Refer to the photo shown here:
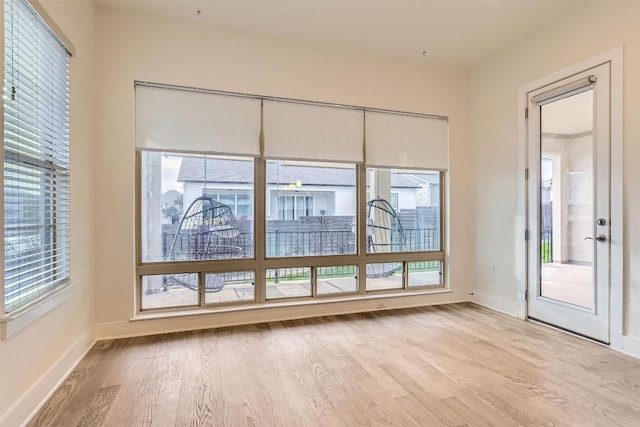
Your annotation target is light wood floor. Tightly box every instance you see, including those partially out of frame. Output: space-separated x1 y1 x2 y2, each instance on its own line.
29 303 640 426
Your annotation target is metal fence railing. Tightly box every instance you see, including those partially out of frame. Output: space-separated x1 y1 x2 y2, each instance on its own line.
163 228 440 260
541 226 553 263
161 228 441 283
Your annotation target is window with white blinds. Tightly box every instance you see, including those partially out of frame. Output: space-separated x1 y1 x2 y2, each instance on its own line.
3 0 71 313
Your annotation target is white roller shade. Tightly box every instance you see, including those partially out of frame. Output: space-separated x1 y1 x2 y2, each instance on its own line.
365 111 448 170
135 85 261 156
263 100 364 162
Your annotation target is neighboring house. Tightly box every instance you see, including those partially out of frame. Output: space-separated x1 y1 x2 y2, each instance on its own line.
408 173 440 207
177 158 438 220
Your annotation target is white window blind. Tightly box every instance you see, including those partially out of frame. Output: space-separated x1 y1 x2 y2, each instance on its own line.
263 100 364 163
135 85 262 156
3 0 71 313
365 111 448 170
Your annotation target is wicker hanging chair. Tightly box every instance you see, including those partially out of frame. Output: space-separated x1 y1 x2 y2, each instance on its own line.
366 198 406 277
167 196 241 292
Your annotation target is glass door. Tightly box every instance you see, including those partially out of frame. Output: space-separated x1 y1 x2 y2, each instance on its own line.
527 63 610 343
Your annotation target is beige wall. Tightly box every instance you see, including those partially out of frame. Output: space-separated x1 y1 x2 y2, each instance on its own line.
469 1 640 337
4 1 639 424
0 0 95 424
93 6 473 337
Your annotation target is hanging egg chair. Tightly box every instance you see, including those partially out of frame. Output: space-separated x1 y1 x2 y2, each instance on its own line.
167 196 241 292
366 198 406 277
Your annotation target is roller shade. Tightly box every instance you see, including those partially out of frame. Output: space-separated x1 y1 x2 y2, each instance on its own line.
263 100 364 162
365 111 448 170
135 85 261 156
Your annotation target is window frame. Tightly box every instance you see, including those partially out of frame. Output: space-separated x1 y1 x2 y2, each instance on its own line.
2 0 75 317
136 155 445 312
135 89 447 314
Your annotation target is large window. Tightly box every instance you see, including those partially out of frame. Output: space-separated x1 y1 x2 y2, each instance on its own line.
3 0 72 313
136 84 447 312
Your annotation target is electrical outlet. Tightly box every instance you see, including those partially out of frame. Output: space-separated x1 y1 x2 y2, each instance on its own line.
489 263 495 273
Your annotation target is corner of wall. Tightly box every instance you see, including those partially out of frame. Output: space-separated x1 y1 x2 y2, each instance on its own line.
0 329 96 427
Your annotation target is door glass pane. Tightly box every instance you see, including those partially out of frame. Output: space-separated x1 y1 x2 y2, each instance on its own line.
236 194 251 217
219 193 235 210
539 89 594 309
306 196 314 216
296 196 305 217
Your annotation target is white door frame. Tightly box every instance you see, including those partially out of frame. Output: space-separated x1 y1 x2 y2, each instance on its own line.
517 47 623 342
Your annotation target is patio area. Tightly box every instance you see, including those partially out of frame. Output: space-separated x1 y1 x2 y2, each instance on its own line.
540 262 593 309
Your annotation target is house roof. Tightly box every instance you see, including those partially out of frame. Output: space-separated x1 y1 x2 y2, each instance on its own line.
177 158 423 188
407 173 440 185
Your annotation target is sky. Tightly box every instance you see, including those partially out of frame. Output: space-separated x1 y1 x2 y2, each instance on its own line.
162 155 183 193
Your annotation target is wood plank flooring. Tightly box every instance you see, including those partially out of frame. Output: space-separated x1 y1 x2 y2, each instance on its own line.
29 303 640 426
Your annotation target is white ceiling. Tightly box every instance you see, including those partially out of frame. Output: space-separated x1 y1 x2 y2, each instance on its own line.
96 0 601 67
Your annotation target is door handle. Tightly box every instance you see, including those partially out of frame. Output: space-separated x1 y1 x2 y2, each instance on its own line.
584 234 606 242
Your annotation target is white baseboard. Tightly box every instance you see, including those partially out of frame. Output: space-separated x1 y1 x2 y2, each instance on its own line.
611 333 640 359
470 291 521 319
97 292 469 339
0 328 96 427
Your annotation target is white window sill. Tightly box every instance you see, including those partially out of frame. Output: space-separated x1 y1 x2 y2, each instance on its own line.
132 287 453 322
1 282 76 340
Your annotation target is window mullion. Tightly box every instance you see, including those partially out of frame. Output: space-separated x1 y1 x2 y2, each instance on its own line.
357 163 367 295
311 267 317 297
255 157 267 303
440 171 446 286
198 272 205 307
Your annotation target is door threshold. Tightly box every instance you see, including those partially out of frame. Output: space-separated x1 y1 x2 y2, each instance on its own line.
527 316 610 346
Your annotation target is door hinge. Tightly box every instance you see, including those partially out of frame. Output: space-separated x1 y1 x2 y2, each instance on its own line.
525 168 529 180
525 107 529 119
525 229 530 241
525 290 529 301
